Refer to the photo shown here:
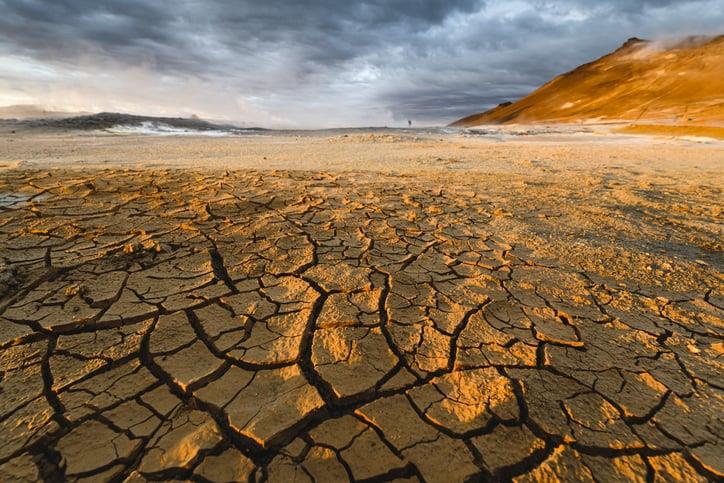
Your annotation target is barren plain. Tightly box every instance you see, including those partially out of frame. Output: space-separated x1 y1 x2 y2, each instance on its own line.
0 130 722 482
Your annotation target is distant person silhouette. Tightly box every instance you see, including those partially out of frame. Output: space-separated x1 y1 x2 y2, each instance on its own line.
408 120 412 127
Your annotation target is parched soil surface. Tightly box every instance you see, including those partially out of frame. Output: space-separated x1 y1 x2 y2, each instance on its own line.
0 167 722 482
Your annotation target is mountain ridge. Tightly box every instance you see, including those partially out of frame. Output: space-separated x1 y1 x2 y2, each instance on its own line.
451 35 724 128
0 112 268 133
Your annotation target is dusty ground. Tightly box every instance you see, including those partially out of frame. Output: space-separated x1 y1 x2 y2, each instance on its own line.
618 124 724 141
0 131 722 482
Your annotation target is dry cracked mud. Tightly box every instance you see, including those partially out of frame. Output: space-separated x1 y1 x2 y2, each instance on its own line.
0 166 722 482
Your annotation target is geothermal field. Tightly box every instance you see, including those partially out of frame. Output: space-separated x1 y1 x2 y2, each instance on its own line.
1 1 723 477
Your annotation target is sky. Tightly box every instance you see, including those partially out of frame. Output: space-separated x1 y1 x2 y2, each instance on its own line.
0 0 722 127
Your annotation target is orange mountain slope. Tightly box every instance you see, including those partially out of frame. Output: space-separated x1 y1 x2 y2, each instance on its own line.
451 36 724 128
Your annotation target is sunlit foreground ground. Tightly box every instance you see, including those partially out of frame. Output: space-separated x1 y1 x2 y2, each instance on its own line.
0 130 722 482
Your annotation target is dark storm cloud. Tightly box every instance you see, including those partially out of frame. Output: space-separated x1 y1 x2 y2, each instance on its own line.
0 0 722 126
0 1 479 69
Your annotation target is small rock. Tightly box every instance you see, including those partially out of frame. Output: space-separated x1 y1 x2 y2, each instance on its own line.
64 284 84 297
687 344 701 354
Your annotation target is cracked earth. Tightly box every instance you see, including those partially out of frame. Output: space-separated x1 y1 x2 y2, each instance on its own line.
0 135 722 482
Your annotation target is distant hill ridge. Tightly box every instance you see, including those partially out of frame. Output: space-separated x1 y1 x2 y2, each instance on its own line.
451 35 724 127
30 112 232 131
1 112 268 132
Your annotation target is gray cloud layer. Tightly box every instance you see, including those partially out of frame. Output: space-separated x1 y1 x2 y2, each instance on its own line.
1 0 722 126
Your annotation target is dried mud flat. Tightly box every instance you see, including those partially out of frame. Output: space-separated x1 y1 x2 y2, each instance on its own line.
0 133 723 482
